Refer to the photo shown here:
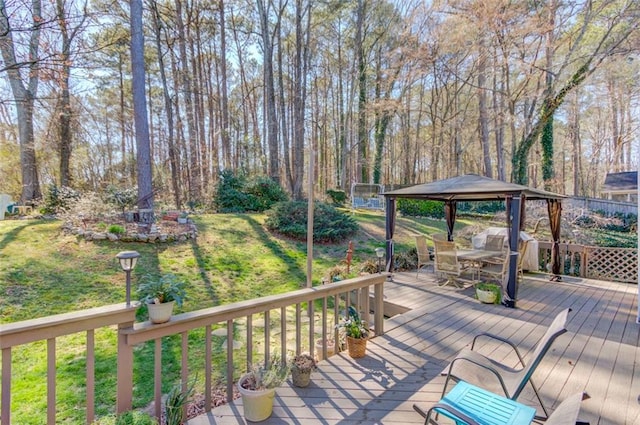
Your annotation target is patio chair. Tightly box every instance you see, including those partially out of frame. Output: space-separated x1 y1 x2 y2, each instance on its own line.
414 385 589 425
517 239 529 281
479 251 509 284
485 234 505 252
440 307 572 420
415 235 433 278
433 240 470 288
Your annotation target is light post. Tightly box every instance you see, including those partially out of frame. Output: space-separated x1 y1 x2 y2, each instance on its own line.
375 248 385 274
116 251 140 306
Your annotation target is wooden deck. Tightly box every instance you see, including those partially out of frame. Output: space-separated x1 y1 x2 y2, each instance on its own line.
188 271 640 424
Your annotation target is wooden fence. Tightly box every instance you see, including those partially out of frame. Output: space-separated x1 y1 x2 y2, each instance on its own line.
567 197 637 217
537 241 637 283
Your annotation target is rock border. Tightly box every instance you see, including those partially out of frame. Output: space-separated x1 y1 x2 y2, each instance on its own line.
61 221 198 243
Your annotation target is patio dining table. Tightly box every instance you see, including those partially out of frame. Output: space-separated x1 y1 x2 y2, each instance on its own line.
456 249 499 282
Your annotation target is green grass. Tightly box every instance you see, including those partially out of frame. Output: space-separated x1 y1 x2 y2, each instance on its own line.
1 211 634 423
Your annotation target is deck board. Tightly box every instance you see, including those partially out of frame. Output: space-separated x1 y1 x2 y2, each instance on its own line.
188 272 640 424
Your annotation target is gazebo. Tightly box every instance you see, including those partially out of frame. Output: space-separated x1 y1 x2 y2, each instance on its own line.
383 174 566 308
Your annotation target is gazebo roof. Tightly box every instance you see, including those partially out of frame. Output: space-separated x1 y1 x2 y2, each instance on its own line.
383 174 566 201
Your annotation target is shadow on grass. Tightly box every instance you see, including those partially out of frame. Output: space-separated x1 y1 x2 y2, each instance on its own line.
0 221 34 252
238 214 307 283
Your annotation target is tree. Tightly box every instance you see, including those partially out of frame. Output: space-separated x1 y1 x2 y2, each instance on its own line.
513 0 639 185
0 0 43 202
129 0 154 217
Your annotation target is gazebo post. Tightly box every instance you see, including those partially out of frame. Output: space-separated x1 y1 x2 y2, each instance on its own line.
385 197 396 275
505 195 522 308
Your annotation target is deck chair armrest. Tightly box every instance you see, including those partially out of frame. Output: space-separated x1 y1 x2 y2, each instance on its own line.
426 403 482 425
471 333 526 366
448 356 511 397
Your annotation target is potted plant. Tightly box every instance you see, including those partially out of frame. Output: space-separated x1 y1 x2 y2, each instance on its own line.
475 281 502 304
137 274 186 324
314 338 335 361
335 306 370 358
289 353 317 388
177 212 188 224
237 356 289 422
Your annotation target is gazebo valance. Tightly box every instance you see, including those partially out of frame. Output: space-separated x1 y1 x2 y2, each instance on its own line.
383 174 566 308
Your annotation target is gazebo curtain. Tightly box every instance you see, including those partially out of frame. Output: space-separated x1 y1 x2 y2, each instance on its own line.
385 197 396 272
547 199 562 280
444 201 457 241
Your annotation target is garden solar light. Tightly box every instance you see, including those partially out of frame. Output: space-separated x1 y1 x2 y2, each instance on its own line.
116 250 140 306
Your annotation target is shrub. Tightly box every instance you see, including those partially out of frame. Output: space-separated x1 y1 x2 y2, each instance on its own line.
214 170 288 213
394 248 417 271
108 224 125 234
265 201 358 243
245 176 289 211
397 199 444 218
326 189 347 206
104 185 138 214
42 184 81 214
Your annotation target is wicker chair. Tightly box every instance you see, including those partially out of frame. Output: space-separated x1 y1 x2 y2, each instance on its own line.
415 235 433 278
433 240 470 288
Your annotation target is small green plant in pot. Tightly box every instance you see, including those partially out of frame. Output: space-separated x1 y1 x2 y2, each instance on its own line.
137 274 186 324
475 281 502 304
238 356 289 421
335 306 370 358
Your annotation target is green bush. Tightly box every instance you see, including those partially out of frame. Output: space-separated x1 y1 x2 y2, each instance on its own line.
41 184 81 214
397 199 444 218
458 201 505 215
108 224 125 234
265 201 358 243
326 189 347 206
104 185 138 214
214 170 288 213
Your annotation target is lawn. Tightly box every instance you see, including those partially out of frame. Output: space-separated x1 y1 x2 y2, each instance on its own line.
1 210 460 423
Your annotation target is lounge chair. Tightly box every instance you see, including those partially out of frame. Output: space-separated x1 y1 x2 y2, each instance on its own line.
414 384 589 425
440 308 572 420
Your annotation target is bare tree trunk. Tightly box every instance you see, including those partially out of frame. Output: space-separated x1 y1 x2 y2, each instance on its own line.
477 34 492 178
219 0 231 169
175 0 200 201
55 0 73 187
150 0 181 208
130 0 154 217
355 0 367 183
257 0 281 184
0 0 42 201
291 0 310 200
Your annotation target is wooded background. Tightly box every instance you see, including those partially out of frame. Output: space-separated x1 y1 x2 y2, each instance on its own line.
0 0 638 208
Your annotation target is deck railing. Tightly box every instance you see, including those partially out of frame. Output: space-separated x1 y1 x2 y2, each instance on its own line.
0 273 386 424
537 241 637 283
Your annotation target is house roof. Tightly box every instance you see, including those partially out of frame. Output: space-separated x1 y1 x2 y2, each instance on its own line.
602 171 637 193
382 174 566 201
